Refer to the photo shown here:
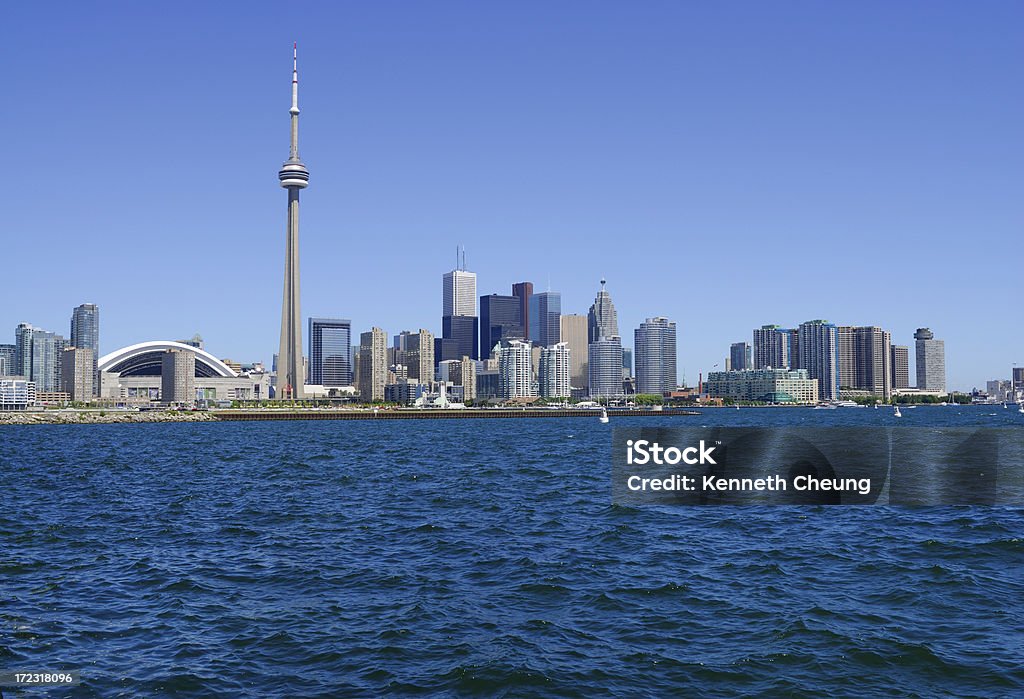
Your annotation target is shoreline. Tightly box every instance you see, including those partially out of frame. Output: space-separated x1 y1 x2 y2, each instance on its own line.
0 407 699 425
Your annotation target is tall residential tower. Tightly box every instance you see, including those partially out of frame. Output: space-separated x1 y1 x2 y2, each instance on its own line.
276 44 310 400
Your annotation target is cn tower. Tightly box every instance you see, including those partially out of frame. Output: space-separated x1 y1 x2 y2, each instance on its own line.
276 43 309 400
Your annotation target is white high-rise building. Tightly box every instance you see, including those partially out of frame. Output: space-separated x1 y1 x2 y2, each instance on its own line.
588 336 624 399
499 339 534 399
635 317 677 395
443 269 477 318
539 342 571 399
914 328 946 393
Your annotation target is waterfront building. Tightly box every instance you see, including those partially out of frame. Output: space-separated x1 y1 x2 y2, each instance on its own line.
0 379 35 410
61 347 95 402
161 349 196 406
588 336 624 399
498 339 534 399
70 303 99 387
476 369 500 400
837 326 856 389
479 294 523 358
0 344 15 376
15 323 67 392
276 45 311 400
512 282 533 339
635 317 677 395
797 320 839 401
308 318 352 387
559 314 589 390
587 279 619 343
914 328 946 393
705 369 819 404
752 325 797 370
986 379 1012 401
837 326 892 399
528 291 561 348
358 328 387 402
97 341 270 402
891 345 910 390
539 342 571 399
730 342 752 371
854 327 892 399
622 348 633 378
1013 368 1024 398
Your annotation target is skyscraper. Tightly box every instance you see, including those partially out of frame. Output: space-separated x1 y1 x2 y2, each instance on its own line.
406 329 435 382
729 342 752 371
797 320 839 401
539 343 571 399
441 315 478 362
588 336 624 398
837 326 856 389
587 279 619 343
71 303 99 389
442 256 479 361
752 325 797 370
0 344 15 377
891 345 910 390
15 323 67 392
528 292 561 348
499 339 534 399
443 264 477 317
308 318 352 387
359 328 387 402
479 294 523 356
635 317 677 395
512 282 533 339
559 315 588 390
276 44 310 400
914 328 946 392
61 347 94 402
161 349 195 406
854 326 892 400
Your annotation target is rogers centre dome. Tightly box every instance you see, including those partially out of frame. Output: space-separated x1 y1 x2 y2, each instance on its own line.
98 341 238 378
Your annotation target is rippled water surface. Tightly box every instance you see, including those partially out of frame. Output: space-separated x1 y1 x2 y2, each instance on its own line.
2 407 1023 696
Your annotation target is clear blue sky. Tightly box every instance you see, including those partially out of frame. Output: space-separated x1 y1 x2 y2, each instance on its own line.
3 1 1021 390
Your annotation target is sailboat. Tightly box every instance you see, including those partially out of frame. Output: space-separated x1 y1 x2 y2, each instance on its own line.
893 403 902 418
599 407 609 424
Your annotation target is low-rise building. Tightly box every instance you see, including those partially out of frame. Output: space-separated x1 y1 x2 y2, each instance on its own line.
0 379 35 410
705 369 819 404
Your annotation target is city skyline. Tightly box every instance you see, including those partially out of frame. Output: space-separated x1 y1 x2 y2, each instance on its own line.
4 3 1021 390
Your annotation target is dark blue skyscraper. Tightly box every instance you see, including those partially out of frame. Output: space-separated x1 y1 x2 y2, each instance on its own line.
308 318 352 387
528 291 561 348
479 294 523 357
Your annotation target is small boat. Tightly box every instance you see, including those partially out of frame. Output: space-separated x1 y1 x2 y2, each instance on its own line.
894 404 902 418
735 405 740 410
1019 403 1024 415
599 408 609 424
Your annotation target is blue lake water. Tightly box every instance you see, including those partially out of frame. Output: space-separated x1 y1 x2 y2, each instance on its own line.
2 406 1023 696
